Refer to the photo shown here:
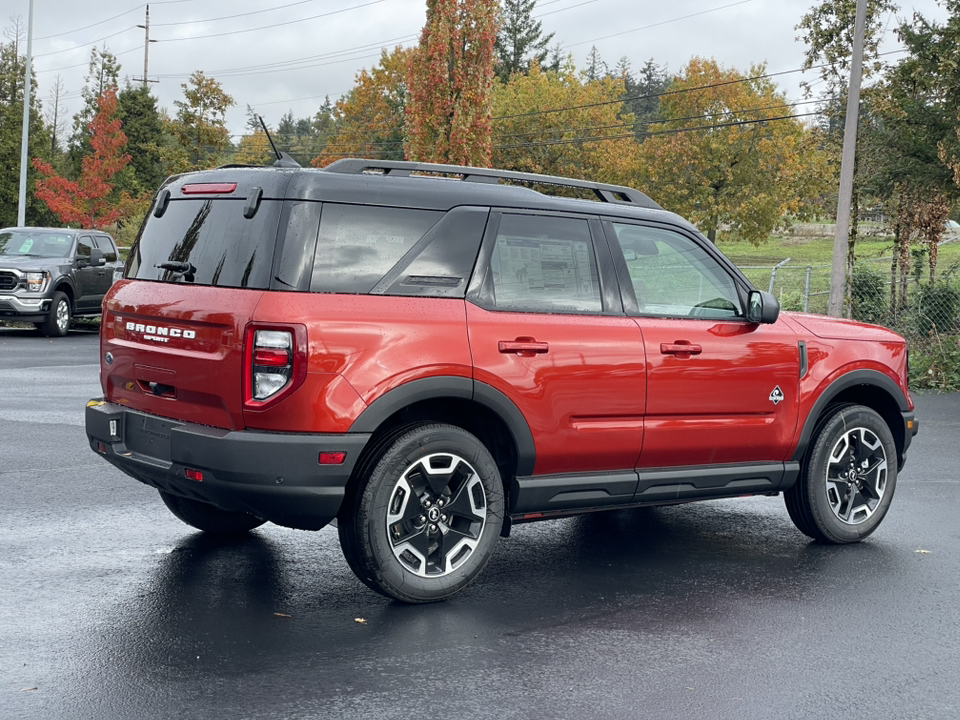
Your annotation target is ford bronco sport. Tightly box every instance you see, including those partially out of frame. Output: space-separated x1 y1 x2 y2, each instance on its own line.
85 159 918 603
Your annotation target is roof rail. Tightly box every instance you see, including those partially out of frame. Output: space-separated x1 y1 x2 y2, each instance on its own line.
322 158 662 210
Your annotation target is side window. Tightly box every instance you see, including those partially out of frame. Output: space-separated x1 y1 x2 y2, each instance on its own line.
76 236 93 258
310 204 442 294
490 214 602 313
610 223 742 318
94 236 118 262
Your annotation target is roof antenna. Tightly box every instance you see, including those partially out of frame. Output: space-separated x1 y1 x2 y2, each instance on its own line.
258 115 301 168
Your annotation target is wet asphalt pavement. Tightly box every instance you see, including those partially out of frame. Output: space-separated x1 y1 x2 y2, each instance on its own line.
1 326 958 720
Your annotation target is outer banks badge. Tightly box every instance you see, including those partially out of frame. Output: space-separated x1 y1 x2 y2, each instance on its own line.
769 386 784 405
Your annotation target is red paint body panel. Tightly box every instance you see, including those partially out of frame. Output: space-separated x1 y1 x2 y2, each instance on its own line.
636 317 801 467
781 313 913 456
101 280 263 430
245 294 473 431
466 303 647 475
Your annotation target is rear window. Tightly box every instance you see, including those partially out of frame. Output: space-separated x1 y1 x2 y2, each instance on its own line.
126 199 281 288
310 204 442 294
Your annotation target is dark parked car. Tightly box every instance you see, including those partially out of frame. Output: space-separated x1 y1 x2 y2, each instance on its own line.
0 227 123 336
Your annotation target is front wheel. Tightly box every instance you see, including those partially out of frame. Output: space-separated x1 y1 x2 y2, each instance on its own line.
785 404 897 543
159 491 266 535
338 424 505 603
39 291 71 337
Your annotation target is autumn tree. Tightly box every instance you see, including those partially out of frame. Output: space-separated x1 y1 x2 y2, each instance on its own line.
495 0 554 81
312 47 411 167
493 58 640 184
635 57 831 245
166 71 235 173
406 0 498 166
69 47 121 172
33 87 135 229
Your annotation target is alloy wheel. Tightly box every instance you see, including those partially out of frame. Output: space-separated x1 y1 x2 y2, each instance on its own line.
825 427 888 525
385 452 487 577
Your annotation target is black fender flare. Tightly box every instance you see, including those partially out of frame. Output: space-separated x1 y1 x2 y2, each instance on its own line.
348 376 536 476
791 369 910 462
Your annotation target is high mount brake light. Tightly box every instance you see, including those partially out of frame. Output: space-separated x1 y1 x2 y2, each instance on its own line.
243 324 308 410
181 183 237 195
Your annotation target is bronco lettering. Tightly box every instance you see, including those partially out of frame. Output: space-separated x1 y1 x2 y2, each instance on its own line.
126 321 195 339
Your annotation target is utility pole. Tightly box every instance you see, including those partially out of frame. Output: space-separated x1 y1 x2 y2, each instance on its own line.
133 5 159 90
828 0 868 317
17 0 35 227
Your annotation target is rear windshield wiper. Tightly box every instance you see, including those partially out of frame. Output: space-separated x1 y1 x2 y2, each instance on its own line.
155 261 196 281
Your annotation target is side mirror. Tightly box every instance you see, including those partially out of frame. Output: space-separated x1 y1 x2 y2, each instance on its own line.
747 290 780 324
89 247 106 267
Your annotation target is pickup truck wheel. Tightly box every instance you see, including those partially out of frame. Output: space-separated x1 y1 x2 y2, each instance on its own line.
159 490 266 535
785 404 897 544
39 291 71 337
338 424 504 603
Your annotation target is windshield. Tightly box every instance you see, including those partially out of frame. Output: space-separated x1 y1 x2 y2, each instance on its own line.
0 230 73 258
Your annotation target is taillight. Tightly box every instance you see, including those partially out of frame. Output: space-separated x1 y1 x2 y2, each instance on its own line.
243 323 308 409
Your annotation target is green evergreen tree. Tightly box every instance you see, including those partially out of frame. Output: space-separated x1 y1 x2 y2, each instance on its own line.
117 83 166 194
495 0 555 81
0 36 54 227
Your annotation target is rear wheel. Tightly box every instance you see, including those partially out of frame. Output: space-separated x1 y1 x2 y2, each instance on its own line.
39 291 71 337
785 404 897 543
159 491 266 535
338 424 504 603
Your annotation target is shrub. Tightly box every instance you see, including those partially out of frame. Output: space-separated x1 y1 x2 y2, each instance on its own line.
851 263 887 325
913 283 960 337
909 334 960 392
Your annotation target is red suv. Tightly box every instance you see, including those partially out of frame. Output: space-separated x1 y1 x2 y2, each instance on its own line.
86 159 918 602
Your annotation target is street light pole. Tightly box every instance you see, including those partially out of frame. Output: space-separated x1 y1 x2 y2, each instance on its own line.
828 0 868 317
17 0 35 227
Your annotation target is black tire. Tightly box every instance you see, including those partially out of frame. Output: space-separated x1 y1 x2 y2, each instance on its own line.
338 423 505 603
39 291 71 337
159 491 266 535
785 404 897 544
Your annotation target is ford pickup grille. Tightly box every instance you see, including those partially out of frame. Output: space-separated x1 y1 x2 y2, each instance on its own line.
0 271 19 291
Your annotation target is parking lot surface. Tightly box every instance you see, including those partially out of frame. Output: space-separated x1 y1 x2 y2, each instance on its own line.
1 327 958 719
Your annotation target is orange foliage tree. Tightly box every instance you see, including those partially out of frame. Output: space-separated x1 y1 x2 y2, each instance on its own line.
406 0 498 166
312 47 411 168
493 59 640 185
33 87 134 229
635 57 830 245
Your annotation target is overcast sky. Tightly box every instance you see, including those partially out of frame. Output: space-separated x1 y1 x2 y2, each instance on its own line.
12 0 952 141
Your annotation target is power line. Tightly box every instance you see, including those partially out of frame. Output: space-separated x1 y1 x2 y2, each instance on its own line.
152 0 322 27
254 108 823 158
34 0 196 41
161 0 389 43
565 0 755 49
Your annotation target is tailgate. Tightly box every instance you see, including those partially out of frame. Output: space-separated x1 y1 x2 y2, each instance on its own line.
101 280 264 430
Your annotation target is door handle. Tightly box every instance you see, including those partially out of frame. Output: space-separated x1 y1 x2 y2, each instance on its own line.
660 341 702 356
499 338 549 355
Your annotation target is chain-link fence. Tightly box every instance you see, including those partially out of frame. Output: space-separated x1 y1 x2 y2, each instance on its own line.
741 257 960 338
741 257 960 389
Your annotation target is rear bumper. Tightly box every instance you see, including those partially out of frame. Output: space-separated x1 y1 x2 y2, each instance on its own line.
85 400 371 530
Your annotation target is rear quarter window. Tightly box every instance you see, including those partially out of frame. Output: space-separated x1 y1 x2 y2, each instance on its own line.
310 204 442 294
126 199 281 289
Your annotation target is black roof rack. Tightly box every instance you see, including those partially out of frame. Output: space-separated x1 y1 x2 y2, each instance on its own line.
322 158 662 210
